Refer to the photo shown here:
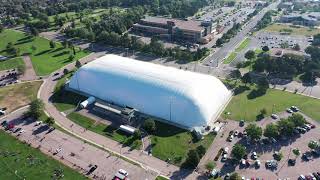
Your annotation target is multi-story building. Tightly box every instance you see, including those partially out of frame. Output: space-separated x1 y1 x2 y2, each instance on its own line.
132 16 215 44
280 12 320 27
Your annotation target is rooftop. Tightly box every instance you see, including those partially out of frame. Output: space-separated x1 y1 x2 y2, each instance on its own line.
141 16 204 32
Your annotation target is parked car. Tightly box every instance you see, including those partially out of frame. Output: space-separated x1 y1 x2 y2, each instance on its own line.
234 130 239 137
288 159 296 166
299 175 306 180
35 121 42 126
47 127 55 134
118 169 128 177
251 152 257 160
227 135 233 142
271 114 279 119
1 120 8 126
291 106 299 112
221 154 228 162
286 108 293 113
87 165 98 175
210 169 220 177
13 127 22 133
255 160 261 168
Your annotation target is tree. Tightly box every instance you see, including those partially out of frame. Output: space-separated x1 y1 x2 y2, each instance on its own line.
216 38 223 47
184 149 200 168
62 40 69 48
260 108 267 116
229 69 241 80
28 99 44 119
293 44 300 51
75 60 82 68
45 117 55 126
292 148 301 157
231 144 246 161
264 123 279 139
277 118 295 136
68 54 75 61
143 119 156 133
62 68 68 75
196 145 206 157
49 40 56 49
241 72 251 86
262 45 269 52
308 140 319 150
288 114 306 127
0 24 4 33
245 124 262 141
30 27 39 36
245 50 256 60
205 161 215 171
133 130 142 140
31 45 37 53
230 173 242 180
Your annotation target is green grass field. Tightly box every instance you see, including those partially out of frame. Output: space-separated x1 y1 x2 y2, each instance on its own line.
67 112 141 149
0 29 89 76
155 176 170 180
0 57 25 71
151 121 215 166
262 23 320 36
0 130 87 180
223 83 320 122
235 38 251 52
223 52 237 64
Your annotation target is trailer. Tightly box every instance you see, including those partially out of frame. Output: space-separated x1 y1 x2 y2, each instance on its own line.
119 125 136 135
80 96 96 109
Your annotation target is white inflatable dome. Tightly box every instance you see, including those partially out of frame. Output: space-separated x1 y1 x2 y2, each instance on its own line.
68 54 231 129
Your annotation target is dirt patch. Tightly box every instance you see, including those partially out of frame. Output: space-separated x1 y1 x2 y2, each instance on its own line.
0 81 42 113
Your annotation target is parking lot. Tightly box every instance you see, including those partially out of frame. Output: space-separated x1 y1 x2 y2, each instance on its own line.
199 110 320 179
0 69 19 87
0 108 157 180
253 31 311 50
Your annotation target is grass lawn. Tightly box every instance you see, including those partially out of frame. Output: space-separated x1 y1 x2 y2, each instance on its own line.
51 71 87 112
222 82 320 122
0 81 42 113
262 23 320 36
155 176 170 180
0 57 25 71
235 38 251 52
0 29 89 76
223 52 237 64
67 112 141 149
151 121 215 166
0 130 87 180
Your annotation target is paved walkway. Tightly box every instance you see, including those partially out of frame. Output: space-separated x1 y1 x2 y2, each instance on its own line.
0 107 157 180
20 55 37 81
38 54 200 179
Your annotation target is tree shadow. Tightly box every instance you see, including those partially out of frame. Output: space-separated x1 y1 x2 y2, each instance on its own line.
234 85 250 95
34 49 52 56
14 39 34 45
32 125 49 135
247 88 267 99
49 47 64 54
52 50 70 57
17 35 33 42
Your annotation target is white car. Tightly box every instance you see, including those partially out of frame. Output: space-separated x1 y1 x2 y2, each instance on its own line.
18 129 25 134
252 152 257 160
221 154 227 162
118 169 128 177
35 121 43 126
223 147 229 154
271 114 279 119
55 148 62 154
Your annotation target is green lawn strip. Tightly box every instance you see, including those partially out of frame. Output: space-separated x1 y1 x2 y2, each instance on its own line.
235 38 251 52
0 57 25 71
51 72 87 112
223 52 237 64
262 23 320 36
0 29 89 76
66 112 141 149
151 121 215 166
222 83 320 122
0 130 87 180
156 176 170 180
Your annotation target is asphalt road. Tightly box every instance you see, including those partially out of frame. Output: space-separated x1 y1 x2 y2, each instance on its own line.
203 1 280 67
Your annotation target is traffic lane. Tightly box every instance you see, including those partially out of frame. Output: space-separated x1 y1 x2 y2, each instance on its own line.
1 111 157 180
